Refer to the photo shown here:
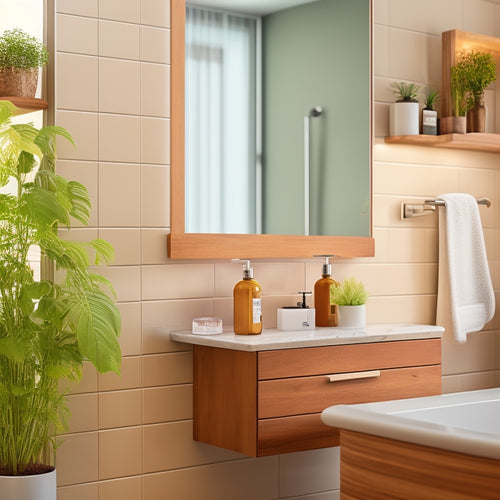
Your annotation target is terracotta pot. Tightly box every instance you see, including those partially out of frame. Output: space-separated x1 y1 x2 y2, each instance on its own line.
466 97 486 133
0 68 39 97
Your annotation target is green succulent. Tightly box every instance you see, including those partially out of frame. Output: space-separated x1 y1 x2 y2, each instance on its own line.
391 81 420 103
424 89 439 110
330 277 369 306
0 28 48 70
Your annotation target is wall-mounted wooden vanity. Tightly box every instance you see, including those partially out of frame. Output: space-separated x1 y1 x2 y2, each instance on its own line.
171 325 443 456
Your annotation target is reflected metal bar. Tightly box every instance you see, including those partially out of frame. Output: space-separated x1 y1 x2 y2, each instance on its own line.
401 197 491 219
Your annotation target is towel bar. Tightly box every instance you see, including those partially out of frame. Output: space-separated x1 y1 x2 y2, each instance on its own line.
401 197 491 219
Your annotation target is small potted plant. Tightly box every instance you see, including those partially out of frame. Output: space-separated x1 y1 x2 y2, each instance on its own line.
459 49 496 133
390 81 420 136
330 277 369 328
0 100 121 499
0 28 48 98
422 89 439 135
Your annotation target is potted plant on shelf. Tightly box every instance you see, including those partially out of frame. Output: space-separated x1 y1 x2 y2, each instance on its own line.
330 277 369 328
0 28 48 98
459 49 496 133
390 81 420 136
0 100 121 499
422 89 439 135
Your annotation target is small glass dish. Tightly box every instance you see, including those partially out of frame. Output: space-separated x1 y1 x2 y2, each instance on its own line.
192 317 223 335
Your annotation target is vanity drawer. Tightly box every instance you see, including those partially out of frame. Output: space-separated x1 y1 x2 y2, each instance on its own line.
257 414 339 456
258 339 441 380
258 365 441 418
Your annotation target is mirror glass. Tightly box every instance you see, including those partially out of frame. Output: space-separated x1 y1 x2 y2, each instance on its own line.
184 0 371 237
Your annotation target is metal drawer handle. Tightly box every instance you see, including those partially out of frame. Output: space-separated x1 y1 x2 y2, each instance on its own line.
327 370 381 383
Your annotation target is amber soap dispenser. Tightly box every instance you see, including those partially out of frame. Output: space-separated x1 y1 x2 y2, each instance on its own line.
232 259 262 335
314 255 339 327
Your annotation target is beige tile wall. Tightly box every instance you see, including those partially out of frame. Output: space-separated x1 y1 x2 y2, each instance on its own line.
54 0 500 498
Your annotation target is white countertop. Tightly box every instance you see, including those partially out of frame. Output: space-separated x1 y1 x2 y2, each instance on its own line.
321 388 500 460
170 323 443 351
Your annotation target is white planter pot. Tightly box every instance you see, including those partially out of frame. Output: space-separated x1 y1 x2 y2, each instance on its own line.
390 101 419 136
0 469 56 500
338 305 366 328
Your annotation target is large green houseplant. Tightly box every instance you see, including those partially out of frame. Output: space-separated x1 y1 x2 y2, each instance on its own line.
0 28 49 98
0 101 121 491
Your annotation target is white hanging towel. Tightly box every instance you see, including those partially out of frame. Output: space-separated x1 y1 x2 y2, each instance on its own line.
436 193 495 343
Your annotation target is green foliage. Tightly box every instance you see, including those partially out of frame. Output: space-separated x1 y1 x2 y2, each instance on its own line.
424 89 439 110
330 277 369 306
0 29 48 70
0 100 121 476
391 81 420 102
451 50 496 115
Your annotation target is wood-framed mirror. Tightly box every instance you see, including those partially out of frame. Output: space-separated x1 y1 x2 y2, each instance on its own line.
168 0 374 259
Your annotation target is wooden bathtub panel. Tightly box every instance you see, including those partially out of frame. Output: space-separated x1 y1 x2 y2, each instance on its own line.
339 430 500 500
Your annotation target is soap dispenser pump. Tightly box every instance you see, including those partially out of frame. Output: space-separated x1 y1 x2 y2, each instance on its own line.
232 259 262 335
314 255 339 327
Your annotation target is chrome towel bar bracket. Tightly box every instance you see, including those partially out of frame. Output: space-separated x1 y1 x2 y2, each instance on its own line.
401 197 491 219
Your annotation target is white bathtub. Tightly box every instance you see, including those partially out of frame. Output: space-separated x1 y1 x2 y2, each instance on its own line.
321 387 500 460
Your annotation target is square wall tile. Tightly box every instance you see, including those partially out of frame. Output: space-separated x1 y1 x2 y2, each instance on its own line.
57 0 98 16
142 352 193 387
141 0 171 28
57 14 98 55
99 0 140 23
95 266 141 302
143 385 193 424
141 228 170 265
143 421 242 473
141 165 170 228
116 302 142 356
66 393 98 433
99 389 142 429
99 20 140 60
140 26 171 64
99 356 142 391
99 427 143 479
98 163 141 227
56 432 98 486
98 477 143 500
56 161 98 227
141 63 170 117
143 457 278 500
99 229 141 265
142 299 213 354
141 118 170 165
464 0 496 35
58 483 98 500
99 115 141 163
60 361 98 395
56 111 98 161
278 447 340 498
99 59 140 115
141 263 214 300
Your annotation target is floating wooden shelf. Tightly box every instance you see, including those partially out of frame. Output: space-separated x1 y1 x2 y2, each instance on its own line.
0 96 48 115
385 133 500 154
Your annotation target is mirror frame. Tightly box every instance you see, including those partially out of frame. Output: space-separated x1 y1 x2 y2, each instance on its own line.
168 0 375 259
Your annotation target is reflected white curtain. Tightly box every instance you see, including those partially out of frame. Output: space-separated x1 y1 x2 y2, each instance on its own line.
185 5 257 234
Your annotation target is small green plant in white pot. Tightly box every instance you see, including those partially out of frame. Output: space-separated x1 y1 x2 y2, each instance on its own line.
330 277 369 328
0 28 48 97
390 81 420 136
0 100 121 499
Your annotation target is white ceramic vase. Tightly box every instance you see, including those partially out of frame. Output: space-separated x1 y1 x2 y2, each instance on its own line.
0 469 56 500
338 305 366 328
390 101 419 136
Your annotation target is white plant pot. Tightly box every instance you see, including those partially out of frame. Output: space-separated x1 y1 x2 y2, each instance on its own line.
0 469 56 500
390 101 420 136
338 305 366 328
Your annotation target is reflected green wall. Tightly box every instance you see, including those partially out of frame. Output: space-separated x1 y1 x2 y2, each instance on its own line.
262 0 370 236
